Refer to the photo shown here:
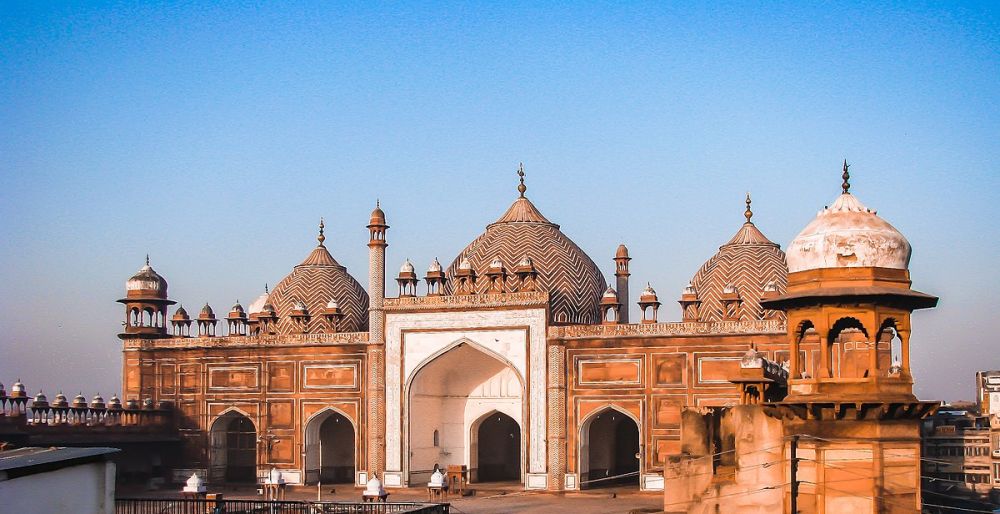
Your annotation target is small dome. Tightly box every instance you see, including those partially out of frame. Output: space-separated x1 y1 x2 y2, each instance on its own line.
489 257 504 269
326 298 339 309
723 283 737 295
400 259 415 274
458 257 472 271
199 303 215 319
108 395 122 410
125 257 168 299
72 393 87 408
615 244 630 259
365 475 385 495
293 300 307 311
52 392 68 408
427 258 443 273
90 394 106 409
185 472 206 491
682 283 696 296
231 301 245 313
603 286 618 299
173 305 190 321
640 283 658 300
518 256 533 268
763 280 779 293
786 192 911 273
369 204 387 226
11 380 25 397
0 382 6 396
32 391 48 406
125 399 140 410
247 289 270 315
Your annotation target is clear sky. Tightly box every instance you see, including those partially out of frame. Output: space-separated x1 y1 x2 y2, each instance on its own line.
1 2 997 402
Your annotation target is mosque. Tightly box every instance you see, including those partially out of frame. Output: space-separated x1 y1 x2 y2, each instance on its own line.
116 162 937 504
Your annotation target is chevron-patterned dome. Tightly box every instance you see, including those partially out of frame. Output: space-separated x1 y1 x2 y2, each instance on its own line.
688 200 788 322
267 226 369 333
446 193 607 324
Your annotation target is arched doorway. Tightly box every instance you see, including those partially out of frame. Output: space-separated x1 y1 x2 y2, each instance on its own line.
209 411 257 483
580 407 639 488
407 340 524 485
474 411 521 482
304 409 355 484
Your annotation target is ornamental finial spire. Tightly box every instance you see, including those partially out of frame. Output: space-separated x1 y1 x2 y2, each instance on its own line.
517 162 526 197
842 159 851 194
145 254 150 266
744 192 753 223
318 218 326 246
265 283 269 294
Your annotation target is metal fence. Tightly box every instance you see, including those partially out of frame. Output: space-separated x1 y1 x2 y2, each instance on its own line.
116 498 449 514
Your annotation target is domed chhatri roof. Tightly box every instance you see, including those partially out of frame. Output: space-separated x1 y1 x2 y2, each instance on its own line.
125 255 168 299
689 194 788 322
445 166 607 324
786 163 911 273
267 221 369 333
247 287 270 315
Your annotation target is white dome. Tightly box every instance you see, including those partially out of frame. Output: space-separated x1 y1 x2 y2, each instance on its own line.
427 258 443 273
400 259 415 274
786 193 911 273
247 290 270 315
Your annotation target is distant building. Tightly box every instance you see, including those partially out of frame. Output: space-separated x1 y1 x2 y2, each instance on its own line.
923 406 993 496
977 371 1000 416
0 447 118 514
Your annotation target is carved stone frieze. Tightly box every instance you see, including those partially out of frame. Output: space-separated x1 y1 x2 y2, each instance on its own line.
548 319 785 339
123 331 369 350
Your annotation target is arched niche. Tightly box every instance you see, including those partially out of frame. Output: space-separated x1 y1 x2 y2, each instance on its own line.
209 409 257 483
579 405 640 489
303 408 356 484
405 339 525 485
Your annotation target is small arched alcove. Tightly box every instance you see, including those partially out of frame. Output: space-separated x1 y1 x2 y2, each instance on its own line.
209 410 257 483
579 406 640 489
304 408 356 484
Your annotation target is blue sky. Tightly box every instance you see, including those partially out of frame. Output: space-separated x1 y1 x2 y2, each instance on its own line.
1 2 997 401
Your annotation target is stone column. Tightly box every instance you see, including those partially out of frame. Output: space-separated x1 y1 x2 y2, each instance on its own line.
547 343 567 490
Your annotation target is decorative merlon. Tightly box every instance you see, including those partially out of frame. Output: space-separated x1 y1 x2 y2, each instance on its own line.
384 291 549 311
548 319 785 339
123 331 369 350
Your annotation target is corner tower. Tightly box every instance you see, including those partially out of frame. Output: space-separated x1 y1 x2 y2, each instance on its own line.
762 162 938 513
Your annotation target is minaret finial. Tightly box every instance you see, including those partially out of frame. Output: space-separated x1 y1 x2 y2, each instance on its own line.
842 159 851 194
265 283 269 294
318 218 326 246
145 254 150 266
744 192 753 223
376 198 380 208
517 162 526 197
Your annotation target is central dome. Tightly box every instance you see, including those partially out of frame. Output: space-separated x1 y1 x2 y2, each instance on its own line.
445 188 606 324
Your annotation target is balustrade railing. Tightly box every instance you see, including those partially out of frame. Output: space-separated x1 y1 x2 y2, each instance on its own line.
116 498 449 514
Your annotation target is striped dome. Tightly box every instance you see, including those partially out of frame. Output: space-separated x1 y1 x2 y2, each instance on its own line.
688 208 788 322
267 228 369 333
446 194 606 324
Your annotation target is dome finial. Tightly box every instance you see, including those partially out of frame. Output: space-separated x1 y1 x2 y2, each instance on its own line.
265 283 269 294
145 254 150 266
318 218 326 246
744 192 753 223
842 159 851 194
517 162 526 197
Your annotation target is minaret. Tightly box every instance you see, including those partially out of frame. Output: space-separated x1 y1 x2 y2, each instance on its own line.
365 201 388 480
614 245 631 323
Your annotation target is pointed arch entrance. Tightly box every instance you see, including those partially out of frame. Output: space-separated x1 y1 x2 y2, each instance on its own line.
304 408 356 484
209 410 257 483
579 406 640 488
471 411 521 482
406 340 525 485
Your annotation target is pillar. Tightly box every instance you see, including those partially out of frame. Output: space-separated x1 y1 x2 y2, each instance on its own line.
366 204 388 479
547 344 567 490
